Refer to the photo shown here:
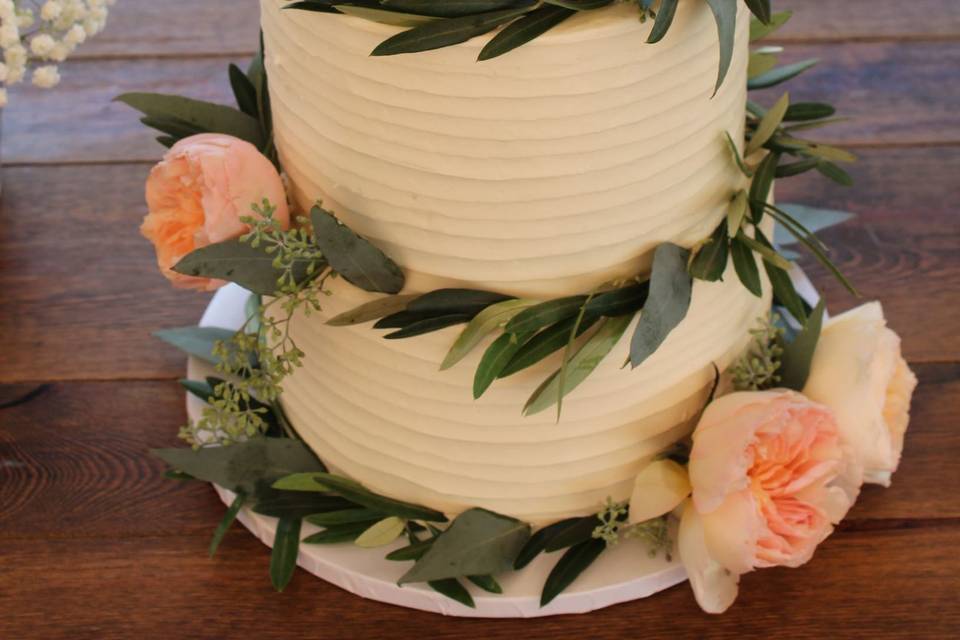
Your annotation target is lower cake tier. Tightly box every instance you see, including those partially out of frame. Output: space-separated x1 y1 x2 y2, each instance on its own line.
281 264 770 525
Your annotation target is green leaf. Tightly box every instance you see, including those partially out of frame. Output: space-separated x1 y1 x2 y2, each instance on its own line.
154 326 235 365
172 238 322 296
371 4 536 56
252 488 355 519
736 232 793 271
399 508 530 584
270 517 302 592
505 295 587 335
302 521 373 544
335 5 436 26
747 92 789 155
629 243 692 368
152 438 326 496
703 0 738 94
497 315 600 379
727 189 749 238
748 151 779 223
467 574 502 594
816 160 854 186
744 0 771 24
524 313 633 416
540 538 606 606
209 492 245 557
773 204 854 245
116 92 265 149
228 63 260 118
381 0 523 17
384 314 473 339
749 10 791 41
723 131 753 178
428 578 475 608
748 58 818 90
514 517 589 569
479 4 575 61
731 234 763 297
542 516 599 552
326 294 418 326
441 299 537 370
775 157 819 178
305 508 384 527
355 516 407 548
784 102 836 121
311 206 405 294
474 330 532 397
301 472 448 522
386 537 435 561
748 51 778 80
755 228 807 323
407 288 514 316
797 141 857 164
779 299 825 391
689 223 729 282
271 471 336 492
646 0 677 43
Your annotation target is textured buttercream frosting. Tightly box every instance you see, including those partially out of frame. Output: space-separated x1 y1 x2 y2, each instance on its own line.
263 0 769 523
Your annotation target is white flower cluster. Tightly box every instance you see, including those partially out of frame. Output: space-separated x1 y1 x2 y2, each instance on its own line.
0 0 116 106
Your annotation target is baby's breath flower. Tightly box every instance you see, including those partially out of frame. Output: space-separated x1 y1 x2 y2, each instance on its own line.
32 64 60 88
30 33 56 57
41 0 63 21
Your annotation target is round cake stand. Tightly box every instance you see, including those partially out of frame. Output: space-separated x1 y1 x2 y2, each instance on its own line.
186 284 689 617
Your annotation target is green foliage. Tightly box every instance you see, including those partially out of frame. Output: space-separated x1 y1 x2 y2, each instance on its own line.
730 313 785 391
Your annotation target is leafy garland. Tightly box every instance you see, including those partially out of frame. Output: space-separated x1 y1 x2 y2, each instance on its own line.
286 0 773 92
134 8 853 606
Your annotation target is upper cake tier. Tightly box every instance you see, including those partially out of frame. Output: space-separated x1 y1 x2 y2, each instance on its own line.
262 0 749 297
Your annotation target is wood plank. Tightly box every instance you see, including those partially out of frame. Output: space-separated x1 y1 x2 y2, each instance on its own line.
0 525 957 638
0 365 957 542
65 0 960 61
0 164 208 382
1 144 955 383
2 41 959 166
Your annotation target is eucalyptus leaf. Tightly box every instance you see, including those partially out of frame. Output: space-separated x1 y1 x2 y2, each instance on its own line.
441 299 537 370
524 313 633 416
355 516 407 548
209 492 245 557
540 538 606 606
152 438 326 496
703 0 738 94
116 92 265 149
172 238 322 296
399 508 530 584
326 294 418 326
629 243 692 368
270 518 302 592
371 4 536 56
311 206 405 294
479 4 575 61
779 299 825 391
154 326 236 365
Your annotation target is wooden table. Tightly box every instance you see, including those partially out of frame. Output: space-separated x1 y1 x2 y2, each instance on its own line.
2 1 959 637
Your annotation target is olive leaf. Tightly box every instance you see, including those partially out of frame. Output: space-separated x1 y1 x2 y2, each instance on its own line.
326 294 419 326
399 508 531 584
748 58 818 90
441 299 537 370
479 4 575 61
311 206 405 294
540 538 606 606
354 516 407 548
209 492 246 558
779 299 825 391
270 518 302 592
497 315 600 379
646 0 677 43
305 508 384 527
747 92 789 155
629 244 692 368
703 0 738 95
731 233 763 297
689 223 729 282
474 331 532 398
749 10 791 41
335 5 436 26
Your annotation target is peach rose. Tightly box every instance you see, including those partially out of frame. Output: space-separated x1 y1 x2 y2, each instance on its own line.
803 302 918 487
679 390 861 613
141 133 289 291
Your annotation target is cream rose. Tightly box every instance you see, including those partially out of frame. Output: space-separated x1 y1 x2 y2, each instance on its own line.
679 390 861 613
803 302 918 487
141 133 290 291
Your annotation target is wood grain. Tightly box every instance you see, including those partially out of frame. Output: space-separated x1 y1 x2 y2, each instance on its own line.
3 41 959 166
0 525 957 639
66 0 960 61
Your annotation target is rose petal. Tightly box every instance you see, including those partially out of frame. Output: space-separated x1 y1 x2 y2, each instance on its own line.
628 459 691 524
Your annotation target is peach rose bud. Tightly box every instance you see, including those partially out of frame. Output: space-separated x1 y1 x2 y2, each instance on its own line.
803 302 918 487
141 133 290 291
680 390 860 613
628 459 691 524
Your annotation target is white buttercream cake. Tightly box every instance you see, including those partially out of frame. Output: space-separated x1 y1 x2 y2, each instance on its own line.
262 0 770 524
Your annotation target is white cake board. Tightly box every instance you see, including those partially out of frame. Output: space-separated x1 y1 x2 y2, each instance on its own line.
185 284 688 617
